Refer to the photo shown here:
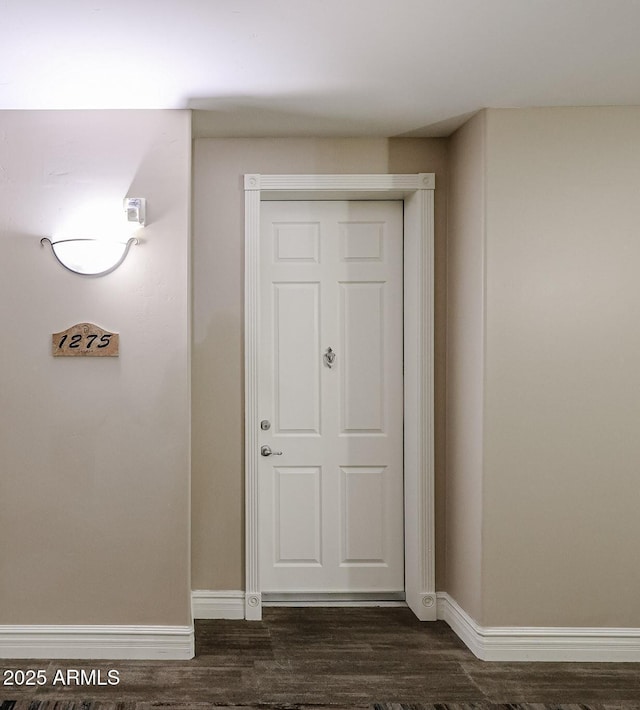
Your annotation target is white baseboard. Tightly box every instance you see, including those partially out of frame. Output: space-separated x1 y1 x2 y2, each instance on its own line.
0 625 194 660
192 590 245 619
437 592 640 662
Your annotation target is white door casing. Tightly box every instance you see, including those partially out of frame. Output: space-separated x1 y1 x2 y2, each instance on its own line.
244 173 435 621
258 201 404 594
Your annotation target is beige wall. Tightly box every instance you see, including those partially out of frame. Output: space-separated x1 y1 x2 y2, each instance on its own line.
5 107 635 631
482 107 640 627
191 137 448 590
447 106 640 628
446 112 486 622
0 110 192 626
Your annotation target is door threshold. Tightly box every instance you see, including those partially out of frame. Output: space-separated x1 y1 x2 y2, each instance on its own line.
263 601 408 607
262 592 406 607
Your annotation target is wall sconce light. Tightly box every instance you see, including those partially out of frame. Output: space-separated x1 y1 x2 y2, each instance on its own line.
41 198 146 276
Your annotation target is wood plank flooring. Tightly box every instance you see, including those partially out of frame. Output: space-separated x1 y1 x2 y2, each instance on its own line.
3 608 640 706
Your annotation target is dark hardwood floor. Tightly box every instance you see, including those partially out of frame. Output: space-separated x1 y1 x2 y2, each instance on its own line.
3 607 640 706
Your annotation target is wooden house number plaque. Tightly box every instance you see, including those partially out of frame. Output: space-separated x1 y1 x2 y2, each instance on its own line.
52 323 119 357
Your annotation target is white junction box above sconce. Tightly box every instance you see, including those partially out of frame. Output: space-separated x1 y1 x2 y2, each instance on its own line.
124 197 146 226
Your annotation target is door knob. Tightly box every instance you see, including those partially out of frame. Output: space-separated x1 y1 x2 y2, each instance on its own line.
261 445 283 457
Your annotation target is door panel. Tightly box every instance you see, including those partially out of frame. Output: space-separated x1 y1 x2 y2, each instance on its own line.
274 466 322 565
273 222 320 263
340 466 387 564
340 281 385 433
273 282 321 434
259 200 403 594
339 221 384 262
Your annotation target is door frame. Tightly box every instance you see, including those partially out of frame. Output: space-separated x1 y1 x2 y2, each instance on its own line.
244 173 436 622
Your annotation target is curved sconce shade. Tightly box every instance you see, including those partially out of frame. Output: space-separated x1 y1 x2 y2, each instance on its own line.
41 237 138 276
41 197 145 276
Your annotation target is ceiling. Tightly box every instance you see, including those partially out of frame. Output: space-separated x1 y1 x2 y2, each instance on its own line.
2 0 639 137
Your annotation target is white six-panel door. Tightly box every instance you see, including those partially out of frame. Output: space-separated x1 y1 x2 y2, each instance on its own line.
258 201 404 595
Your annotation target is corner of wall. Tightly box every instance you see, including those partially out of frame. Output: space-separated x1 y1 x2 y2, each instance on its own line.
444 111 486 624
